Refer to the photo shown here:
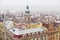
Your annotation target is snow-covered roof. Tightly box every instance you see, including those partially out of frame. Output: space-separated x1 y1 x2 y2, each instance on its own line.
9 27 46 35
4 20 14 29
55 21 60 23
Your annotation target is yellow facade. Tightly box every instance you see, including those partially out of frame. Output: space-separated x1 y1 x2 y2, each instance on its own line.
0 22 4 32
58 26 60 34
0 22 3 28
58 26 60 39
26 23 43 29
0 22 4 40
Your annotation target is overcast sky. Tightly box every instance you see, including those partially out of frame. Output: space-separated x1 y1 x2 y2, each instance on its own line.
0 0 60 12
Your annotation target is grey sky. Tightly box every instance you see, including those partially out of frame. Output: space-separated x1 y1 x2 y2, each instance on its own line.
0 0 60 12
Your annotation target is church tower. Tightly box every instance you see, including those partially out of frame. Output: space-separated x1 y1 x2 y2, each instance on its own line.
24 1 31 23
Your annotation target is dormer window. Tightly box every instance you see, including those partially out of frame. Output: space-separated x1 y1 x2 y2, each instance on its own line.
13 29 15 32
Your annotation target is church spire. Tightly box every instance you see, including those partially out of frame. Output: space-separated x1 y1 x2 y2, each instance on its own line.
26 5 29 10
25 0 30 14
26 0 29 10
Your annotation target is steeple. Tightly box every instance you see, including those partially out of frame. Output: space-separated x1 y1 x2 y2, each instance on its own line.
25 5 30 14
25 0 30 14
24 0 31 24
26 5 29 10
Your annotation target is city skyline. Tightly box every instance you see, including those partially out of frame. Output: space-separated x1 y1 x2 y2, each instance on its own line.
0 0 60 12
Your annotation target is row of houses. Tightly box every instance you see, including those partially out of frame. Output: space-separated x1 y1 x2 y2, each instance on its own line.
3 19 60 40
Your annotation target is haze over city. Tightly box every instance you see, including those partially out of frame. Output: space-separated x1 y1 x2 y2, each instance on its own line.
0 0 60 12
